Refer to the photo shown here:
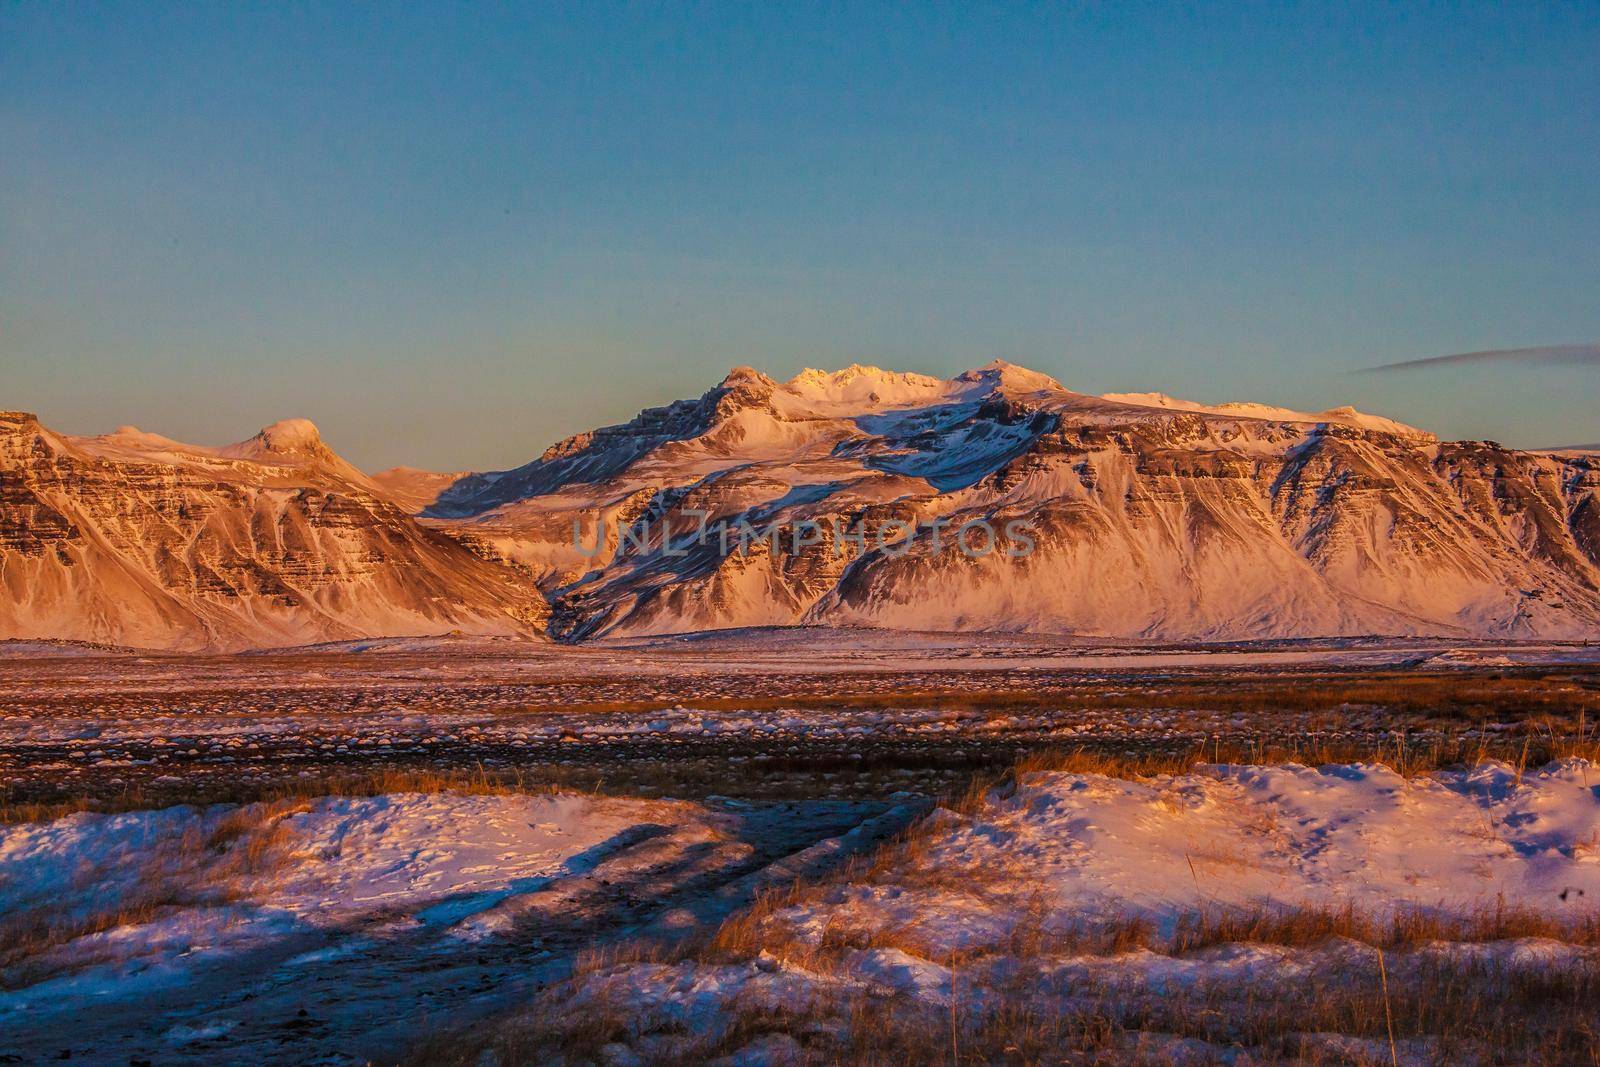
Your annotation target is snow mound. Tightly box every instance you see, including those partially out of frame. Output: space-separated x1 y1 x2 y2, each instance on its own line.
0 793 655 928
104 426 192 450
832 759 1600 938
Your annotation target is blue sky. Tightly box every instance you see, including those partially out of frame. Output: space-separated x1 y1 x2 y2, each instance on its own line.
3 2 1597 470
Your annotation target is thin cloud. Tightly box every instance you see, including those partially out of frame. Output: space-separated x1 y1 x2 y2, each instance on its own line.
1358 343 1600 373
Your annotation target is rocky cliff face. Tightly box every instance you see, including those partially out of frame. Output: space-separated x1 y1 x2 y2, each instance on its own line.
423 363 1600 641
0 412 545 650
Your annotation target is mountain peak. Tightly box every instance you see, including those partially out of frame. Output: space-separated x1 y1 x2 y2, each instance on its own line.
719 366 777 390
783 364 949 407
215 418 374 487
791 362 895 382
955 359 1065 394
249 417 323 453
99 425 191 450
0 412 45 448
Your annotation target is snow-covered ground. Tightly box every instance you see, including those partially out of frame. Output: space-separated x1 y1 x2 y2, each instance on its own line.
894 758 1600 924
3 641 1599 1062
5 757 1600 1063
8 627 1599 669
0 790 915 1064
505 760 1600 1065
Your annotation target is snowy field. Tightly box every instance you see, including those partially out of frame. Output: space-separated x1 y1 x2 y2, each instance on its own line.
464 759 1600 1065
6 761 1599 1063
1 633 1598 1063
0 789 917 1063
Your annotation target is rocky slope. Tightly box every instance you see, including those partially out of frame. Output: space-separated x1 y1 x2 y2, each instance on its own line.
0 412 546 650
422 362 1600 641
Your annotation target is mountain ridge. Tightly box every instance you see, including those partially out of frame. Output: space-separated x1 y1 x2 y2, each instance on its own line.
406 363 1600 642
0 410 546 650
3 362 1597 649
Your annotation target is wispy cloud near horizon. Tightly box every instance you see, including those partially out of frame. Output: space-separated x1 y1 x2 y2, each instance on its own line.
1358 344 1600 373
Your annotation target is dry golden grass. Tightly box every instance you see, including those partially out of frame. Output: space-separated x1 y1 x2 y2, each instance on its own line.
491 664 1600 725
0 764 566 826
409 946 1600 1066
1010 723 1600 783
700 888 1600 983
1168 900 1600 955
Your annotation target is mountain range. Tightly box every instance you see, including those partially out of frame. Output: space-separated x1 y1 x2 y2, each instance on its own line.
5 361 1598 649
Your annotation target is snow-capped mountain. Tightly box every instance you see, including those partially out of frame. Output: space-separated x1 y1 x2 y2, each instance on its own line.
5 361 1598 649
420 361 1600 641
0 411 546 650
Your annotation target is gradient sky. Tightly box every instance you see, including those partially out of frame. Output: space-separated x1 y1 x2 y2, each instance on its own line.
4 2 1598 472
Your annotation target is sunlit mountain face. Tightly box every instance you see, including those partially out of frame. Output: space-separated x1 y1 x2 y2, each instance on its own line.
10 361 1597 650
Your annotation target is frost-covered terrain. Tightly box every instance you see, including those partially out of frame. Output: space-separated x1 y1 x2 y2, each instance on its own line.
779 759 1600 930
1 639 1598 1062
0 790 915 1064
7 360 1600 650
9 758 1600 1064
494 760 1600 1065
